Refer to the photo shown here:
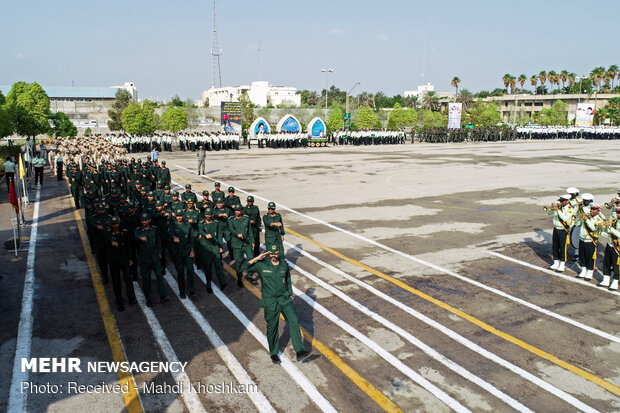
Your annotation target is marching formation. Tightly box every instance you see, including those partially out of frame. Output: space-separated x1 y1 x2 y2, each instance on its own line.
418 127 518 143
546 186 620 290
516 125 620 140
57 135 310 363
330 130 407 145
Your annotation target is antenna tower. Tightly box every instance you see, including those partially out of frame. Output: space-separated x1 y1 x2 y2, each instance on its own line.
210 0 223 88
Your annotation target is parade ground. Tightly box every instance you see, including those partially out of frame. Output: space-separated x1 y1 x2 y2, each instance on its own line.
2 139 620 413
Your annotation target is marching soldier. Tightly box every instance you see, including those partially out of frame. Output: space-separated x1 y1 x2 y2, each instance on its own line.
263 202 285 253
244 196 262 257
106 216 137 311
135 213 169 306
547 195 574 272
601 208 620 290
197 208 227 293
169 209 196 298
211 182 225 204
228 204 255 287
198 190 214 214
197 146 206 175
576 204 605 281
247 245 311 364
214 198 231 248
87 203 114 284
181 184 198 205
225 187 240 212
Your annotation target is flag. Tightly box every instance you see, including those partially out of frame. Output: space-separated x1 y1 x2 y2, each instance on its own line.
18 154 25 179
9 180 19 214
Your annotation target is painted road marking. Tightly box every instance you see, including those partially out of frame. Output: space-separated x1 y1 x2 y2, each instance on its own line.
7 189 41 413
67 182 143 412
132 282 206 413
171 171 620 398
162 270 276 413
193 272 338 413
487 250 619 297
282 241 600 413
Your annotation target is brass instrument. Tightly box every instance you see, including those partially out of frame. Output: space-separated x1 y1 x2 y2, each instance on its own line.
604 197 617 209
543 202 559 212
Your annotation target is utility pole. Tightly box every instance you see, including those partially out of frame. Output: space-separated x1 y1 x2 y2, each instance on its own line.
321 68 333 121
210 0 223 88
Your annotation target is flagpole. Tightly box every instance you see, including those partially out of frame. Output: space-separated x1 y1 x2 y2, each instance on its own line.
11 208 18 257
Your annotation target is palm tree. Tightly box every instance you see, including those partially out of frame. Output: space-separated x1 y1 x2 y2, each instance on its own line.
456 88 473 111
451 76 461 101
590 66 606 92
607 65 618 90
530 75 538 94
518 74 527 91
568 73 576 91
502 74 512 93
560 70 569 90
548 71 558 93
508 76 517 94
421 91 440 111
538 71 547 94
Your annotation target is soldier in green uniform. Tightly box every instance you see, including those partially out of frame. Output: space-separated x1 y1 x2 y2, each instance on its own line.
181 184 198 205
225 187 241 212
135 213 169 307
169 191 186 214
87 203 114 284
211 182 225 204
197 208 227 293
198 190 214 214
263 202 285 254
169 209 196 298
69 164 84 208
247 245 310 364
214 198 232 249
158 160 171 187
244 196 262 257
105 216 136 311
151 200 171 268
228 204 255 287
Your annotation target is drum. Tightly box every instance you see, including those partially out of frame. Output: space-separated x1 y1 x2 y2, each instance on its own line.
570 225 581 249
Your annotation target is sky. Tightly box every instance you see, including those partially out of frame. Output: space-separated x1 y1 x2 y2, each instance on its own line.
2 0 619 101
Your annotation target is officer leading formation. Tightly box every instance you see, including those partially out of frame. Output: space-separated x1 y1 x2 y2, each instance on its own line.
546 187 619 290
53 135 311 363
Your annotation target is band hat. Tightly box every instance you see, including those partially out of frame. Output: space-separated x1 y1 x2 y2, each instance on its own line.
591 204 601 210
582 193 594 201
566 187 579 194
559 194 571 201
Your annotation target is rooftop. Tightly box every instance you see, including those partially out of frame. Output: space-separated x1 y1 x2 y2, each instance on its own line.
0 85 123 99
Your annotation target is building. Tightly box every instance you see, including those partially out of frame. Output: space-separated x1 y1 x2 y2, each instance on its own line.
202 81 301 108
0 82 138 127
404 83 454 100
482 93 616 123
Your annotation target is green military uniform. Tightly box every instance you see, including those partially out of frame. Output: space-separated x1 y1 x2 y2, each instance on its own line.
134 213 168 305
168 210 196 297
263 202 285 253
86 204 113 283
225 187 241 211
105 217 136 310
214 201 232 248
228 205 255 286
248 245 306 358
69 166 84 208
181 184 198 205
198 190 214 214
244 196 262 257
211 183 225 204
197 208 227 291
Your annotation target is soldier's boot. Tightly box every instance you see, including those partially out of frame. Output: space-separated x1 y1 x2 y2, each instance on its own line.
550 260 559 270
556 262 565 272
609 279 619 290
598 275 611 287
584 270 594 280
577 267 586 278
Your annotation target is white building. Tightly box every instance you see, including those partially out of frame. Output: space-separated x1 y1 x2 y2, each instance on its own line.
202 81 301 108
404 83 454 100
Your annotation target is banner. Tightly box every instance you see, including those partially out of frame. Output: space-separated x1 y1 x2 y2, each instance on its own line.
220 102 242 133
9 181 19 213
448 103 462 129
575 103 595 126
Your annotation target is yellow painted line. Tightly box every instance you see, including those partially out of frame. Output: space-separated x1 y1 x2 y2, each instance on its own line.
220 264 403 413
66 182 143 412
285 227 620 397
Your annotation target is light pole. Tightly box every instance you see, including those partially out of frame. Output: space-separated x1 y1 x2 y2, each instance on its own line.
346 81 360 114
321 68 333 121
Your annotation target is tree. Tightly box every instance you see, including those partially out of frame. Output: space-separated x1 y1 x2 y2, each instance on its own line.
465 99 501 127
502 74 512 93
418 109 447 130
508 76 517 94
537 71 547 94
239 92 255 139
161 106 188 133
49 112 77 137
593 97 620 125
6 81 51 138
607 65 618 90
402 95 419 110
107 89 132 131
0 90 12 138
535 100 568 126
457 89 474 111
121 100 159 134
548 70 558 93
421 91 440 111
490 88 506 97
518 74 527 91
387 103 417 130
169 95 184 107
451 77 461 101
326 107 344 133
353 105 380 129
530 75 538 94
590 66 606 92
84 127 92 136
560 70 569 89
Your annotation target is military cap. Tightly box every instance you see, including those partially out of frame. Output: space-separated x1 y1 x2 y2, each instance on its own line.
247 196 254 202
155 200 164 206
214 182 221 187
110 216 120 224
566 187 579 194
147 191 155 197
161 160 166 165
234 204 243 211
267 201 276 209
111 188 120 194
187 200 195 204
164 185 171 190
185 184 192 189
120 194 128 200
140 212 150 220
582 193 594 201
591 204 601 210
268 244 280 255
157 180 163 185
175 208 184 215
228 186 235 193
204 207 213 215
172 191 179 196
216 198 225 204
559 194 571 201
128 201 137 208
202 190 210 196
96 203 106 211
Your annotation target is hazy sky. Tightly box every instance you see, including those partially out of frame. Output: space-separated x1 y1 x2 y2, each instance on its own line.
2 0 619 101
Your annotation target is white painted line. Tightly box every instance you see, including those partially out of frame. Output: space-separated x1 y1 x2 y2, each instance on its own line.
192 267 338 413
162 271 276 413
174 166 620 345
133 282 207 413
487 250 619 297
283 241 600 413
8 189 40 413
279 251 533 413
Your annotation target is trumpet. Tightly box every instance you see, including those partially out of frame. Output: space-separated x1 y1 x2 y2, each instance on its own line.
543 203 559 212
604 197 618 209
602 218 618 228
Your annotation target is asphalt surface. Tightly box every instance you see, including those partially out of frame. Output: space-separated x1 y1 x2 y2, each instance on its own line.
2 139 620 412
